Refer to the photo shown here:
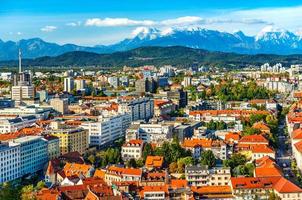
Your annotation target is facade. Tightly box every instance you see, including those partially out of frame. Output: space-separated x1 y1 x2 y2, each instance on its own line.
43 135 60 160
50 97 69 114
64 77 74 93
0 141 20 183
118 97 154 121
48 126 89 155
108 77 120 88
185 166 231 187
81 112 131 147
74 79 86 90
104 165 142 185
121 139 144 161
14 136 48 176
0 115 37 133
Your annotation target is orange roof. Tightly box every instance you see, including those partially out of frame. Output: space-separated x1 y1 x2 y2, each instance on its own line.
225 132 241 142
93 169 105 179
273 177 302 193
255 156 283 177
145 156 164 168
293 129 302 140
139 185 168 198
182 138 213 148
294 92 302 98
239 134 269 144
170 179 188 189
36 188 60 200
252 122 270 131
189 110 270 117
107 166 142 176
294 140 302 153
250 144 275 154
191 185 232 194
63 163 92 177
123 139 144 147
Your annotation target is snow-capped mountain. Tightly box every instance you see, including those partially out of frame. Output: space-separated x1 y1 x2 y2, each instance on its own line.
2 27 302 60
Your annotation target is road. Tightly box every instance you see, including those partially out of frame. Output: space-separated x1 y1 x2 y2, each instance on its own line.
276 118 295 179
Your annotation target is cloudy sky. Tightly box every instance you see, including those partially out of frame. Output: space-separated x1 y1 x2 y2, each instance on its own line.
1 0 302 46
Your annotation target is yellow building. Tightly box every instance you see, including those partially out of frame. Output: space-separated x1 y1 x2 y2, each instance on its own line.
49 127 89 155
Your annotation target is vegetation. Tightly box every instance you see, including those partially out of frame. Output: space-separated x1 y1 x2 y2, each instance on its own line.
200 150 216 168
3 46 302 68
205 120 227 130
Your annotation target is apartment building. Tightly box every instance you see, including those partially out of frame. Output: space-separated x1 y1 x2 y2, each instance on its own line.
43 135 60 160
0 141 20 183
48 123 89 155
185 166 231 187
81 112 131 147
121 139 144 161
0 115 37 133
104 165 142 185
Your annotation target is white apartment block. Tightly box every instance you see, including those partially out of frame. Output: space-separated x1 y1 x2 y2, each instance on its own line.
0 106 50 120
0 115 37 133
0 142 20 183
126 123 173 143
121 139 144 161
118 97 154 121
11 85 34 101
81 112 131 147
64 77 74 93
185 166 231 187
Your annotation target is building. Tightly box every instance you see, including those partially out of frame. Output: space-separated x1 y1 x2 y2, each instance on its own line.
118 97 154 121
121 139 144 161
43 135 60 160
104 165 142 185
0 115 37 133
37 90 48 102
167 89 188 108
230 176 302 200
185 166 231 187
48 124 89 155
183 77 192 87
145 156 164 170
11 85 35 102
14 136 48 176
81 112 131 147
126 123 174 143
74 79 86 90
108 77 120 88
0 141 20 183
64 77 74 93
135 78 156 93
50 96 69 114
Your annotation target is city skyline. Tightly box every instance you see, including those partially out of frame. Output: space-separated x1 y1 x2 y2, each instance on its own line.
1 0 302 46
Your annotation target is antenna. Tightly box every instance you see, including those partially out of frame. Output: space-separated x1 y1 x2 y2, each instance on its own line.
19 49 22 73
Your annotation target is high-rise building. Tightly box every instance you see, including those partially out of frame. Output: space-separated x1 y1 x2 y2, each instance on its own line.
118 97 154 121
11 49 35 105
183 77 192 87
135 78 156 93
13 136 48 176
75 79 86 90
50 96 69 114
81 112 131 147
0 141 20 183
64 77 74 93
108 77 120 88
48 123 89 155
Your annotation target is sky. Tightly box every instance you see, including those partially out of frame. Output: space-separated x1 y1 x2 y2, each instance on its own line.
1 0 302 46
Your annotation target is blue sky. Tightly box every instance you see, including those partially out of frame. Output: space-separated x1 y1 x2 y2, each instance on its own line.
1 0 302 46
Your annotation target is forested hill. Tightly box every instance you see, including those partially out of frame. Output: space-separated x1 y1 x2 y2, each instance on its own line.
1 46 302 68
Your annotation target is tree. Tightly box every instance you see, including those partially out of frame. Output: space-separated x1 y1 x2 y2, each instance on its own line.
0 182 21 200
126 158 137 168
21 185 35 200
35 181 46 190
200 150 216 168
169 162 178 173
243 127 261 136
223 154 247 169
88 155 96 165
142 143 153 161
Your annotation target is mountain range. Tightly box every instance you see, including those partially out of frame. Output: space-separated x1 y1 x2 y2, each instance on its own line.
1 46 302 68
1 27 302 61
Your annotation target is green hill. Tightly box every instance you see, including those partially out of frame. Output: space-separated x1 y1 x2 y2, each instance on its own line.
1 46 302 68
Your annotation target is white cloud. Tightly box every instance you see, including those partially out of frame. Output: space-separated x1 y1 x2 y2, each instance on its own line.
66 21 81 27
40 25 57 32
17 32 22 35
85 18 155 27
161 16 204 26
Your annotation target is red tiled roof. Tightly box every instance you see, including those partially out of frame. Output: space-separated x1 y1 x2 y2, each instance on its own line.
123 139 144 147
293 129 302 140
294 140 302 153
145 156 164 168
239 135 269 144
107 166 142 176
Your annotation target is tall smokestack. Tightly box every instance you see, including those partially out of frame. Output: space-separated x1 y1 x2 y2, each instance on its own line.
19 49 22 73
